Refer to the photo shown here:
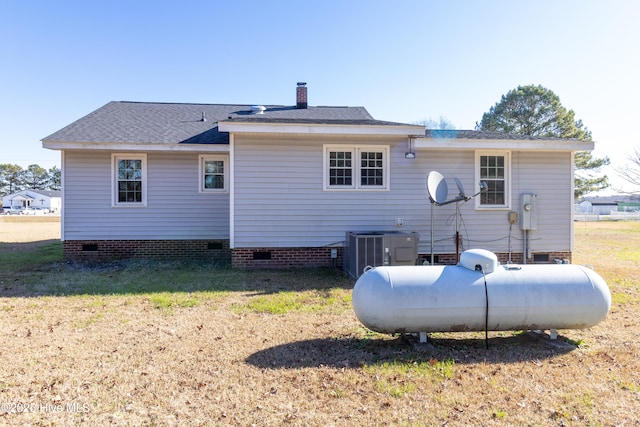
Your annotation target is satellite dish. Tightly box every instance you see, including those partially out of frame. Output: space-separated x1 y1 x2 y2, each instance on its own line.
427 171 448 204
454 177 465 198
427 173 490 264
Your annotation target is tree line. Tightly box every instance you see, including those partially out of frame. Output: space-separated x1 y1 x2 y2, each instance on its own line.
0 164 61 197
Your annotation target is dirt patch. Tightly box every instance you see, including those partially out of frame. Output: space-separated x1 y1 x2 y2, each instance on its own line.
0 216 60 253
0 215 60 240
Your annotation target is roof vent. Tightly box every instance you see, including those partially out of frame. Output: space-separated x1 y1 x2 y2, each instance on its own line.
250 105 266 114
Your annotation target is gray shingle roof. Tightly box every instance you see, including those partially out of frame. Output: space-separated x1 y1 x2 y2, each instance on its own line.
5 189 61 199
42 101 400 145
27 189 62 198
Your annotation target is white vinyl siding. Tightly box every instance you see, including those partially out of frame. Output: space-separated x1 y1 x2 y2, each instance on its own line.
62 139 574 258
63 151 229 240
233 138 573 257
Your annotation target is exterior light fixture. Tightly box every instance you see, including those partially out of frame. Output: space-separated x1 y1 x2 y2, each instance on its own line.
405 137 416 159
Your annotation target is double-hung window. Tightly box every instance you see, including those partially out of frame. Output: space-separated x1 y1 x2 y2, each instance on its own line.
112 153 147 207
475 150 510 209
324 145 389 191
199 155 228 193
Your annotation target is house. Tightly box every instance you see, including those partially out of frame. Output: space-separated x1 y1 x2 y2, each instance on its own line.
42 83 594 269
576 195 640 215
2 189 61 213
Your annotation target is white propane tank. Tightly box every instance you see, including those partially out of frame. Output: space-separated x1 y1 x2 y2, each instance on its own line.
352 249 611 334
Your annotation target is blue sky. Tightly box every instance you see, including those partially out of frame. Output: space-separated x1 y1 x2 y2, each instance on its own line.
1 1 638 193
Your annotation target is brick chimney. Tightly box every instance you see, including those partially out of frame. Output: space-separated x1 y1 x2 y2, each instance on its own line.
296 82 307 109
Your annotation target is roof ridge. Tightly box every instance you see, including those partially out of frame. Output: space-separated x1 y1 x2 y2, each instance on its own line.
113 100 289 107
113 101 364 109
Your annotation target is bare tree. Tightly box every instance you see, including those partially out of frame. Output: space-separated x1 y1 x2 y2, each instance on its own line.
415 116 456 130
616 147 640 194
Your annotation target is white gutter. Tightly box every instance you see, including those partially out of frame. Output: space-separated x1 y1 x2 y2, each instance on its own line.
218 121 424 136
42 141 230 152
414 137 594 152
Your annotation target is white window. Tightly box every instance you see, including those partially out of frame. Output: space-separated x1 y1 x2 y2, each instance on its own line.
324 145 389 191
112 153 147 207
199 155 229 193
475 150 510 209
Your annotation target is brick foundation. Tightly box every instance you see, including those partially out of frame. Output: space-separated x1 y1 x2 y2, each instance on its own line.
231 247 343 269
63 240 571 270
64 240 231 262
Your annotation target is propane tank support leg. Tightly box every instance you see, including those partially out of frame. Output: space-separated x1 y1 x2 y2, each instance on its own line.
549 329 558 340
419 332 428 343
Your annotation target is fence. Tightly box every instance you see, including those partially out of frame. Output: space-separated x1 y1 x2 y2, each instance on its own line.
574 210 640 222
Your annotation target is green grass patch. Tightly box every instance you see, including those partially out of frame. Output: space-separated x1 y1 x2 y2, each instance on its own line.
329 388 346 398
492 409 507 419
611 290 640 305
84 298 108 309
365 358 456 379
363 357 456 397
231 288 351 315
374 379 416 398
566 337 586 347
147 292 200 311
74 312 105 329
2 257 249 297
618 380 640 393
0 241 63 270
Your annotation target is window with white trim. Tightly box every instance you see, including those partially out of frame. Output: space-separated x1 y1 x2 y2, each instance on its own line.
112 153 147 206
199 155 228 193
324 145 389 190
475 151 510 209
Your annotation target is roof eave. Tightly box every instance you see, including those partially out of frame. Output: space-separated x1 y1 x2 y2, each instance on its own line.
414 137 595 151
218 121 424 136
42 141 230 152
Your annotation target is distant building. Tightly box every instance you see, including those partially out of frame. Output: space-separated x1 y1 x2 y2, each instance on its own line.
576 195 640 215
2 189 61 212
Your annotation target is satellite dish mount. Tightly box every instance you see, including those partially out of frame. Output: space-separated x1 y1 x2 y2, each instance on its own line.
426 171 488 263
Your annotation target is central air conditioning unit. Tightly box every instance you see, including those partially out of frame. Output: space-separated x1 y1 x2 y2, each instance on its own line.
344 231 419 278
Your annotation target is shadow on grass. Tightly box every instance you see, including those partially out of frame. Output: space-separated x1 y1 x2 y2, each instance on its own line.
0 239 61 255
245 333 576 369
0 241 354 297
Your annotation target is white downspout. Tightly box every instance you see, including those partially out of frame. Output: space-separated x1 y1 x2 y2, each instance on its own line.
60 150 65 241
229 134 235 249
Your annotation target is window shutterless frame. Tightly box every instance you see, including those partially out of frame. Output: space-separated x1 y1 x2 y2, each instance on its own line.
323 145 390 191
199 154 229 193
475 150 511 209
111 153 147 207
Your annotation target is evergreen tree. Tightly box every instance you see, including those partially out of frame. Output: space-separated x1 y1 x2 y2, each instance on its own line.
476 85 609 198
0 164 25 196
23 164 49 190
47 166 61 191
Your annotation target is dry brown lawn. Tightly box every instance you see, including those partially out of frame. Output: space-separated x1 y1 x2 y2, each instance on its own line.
0 217 639 426
0 215 60 254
